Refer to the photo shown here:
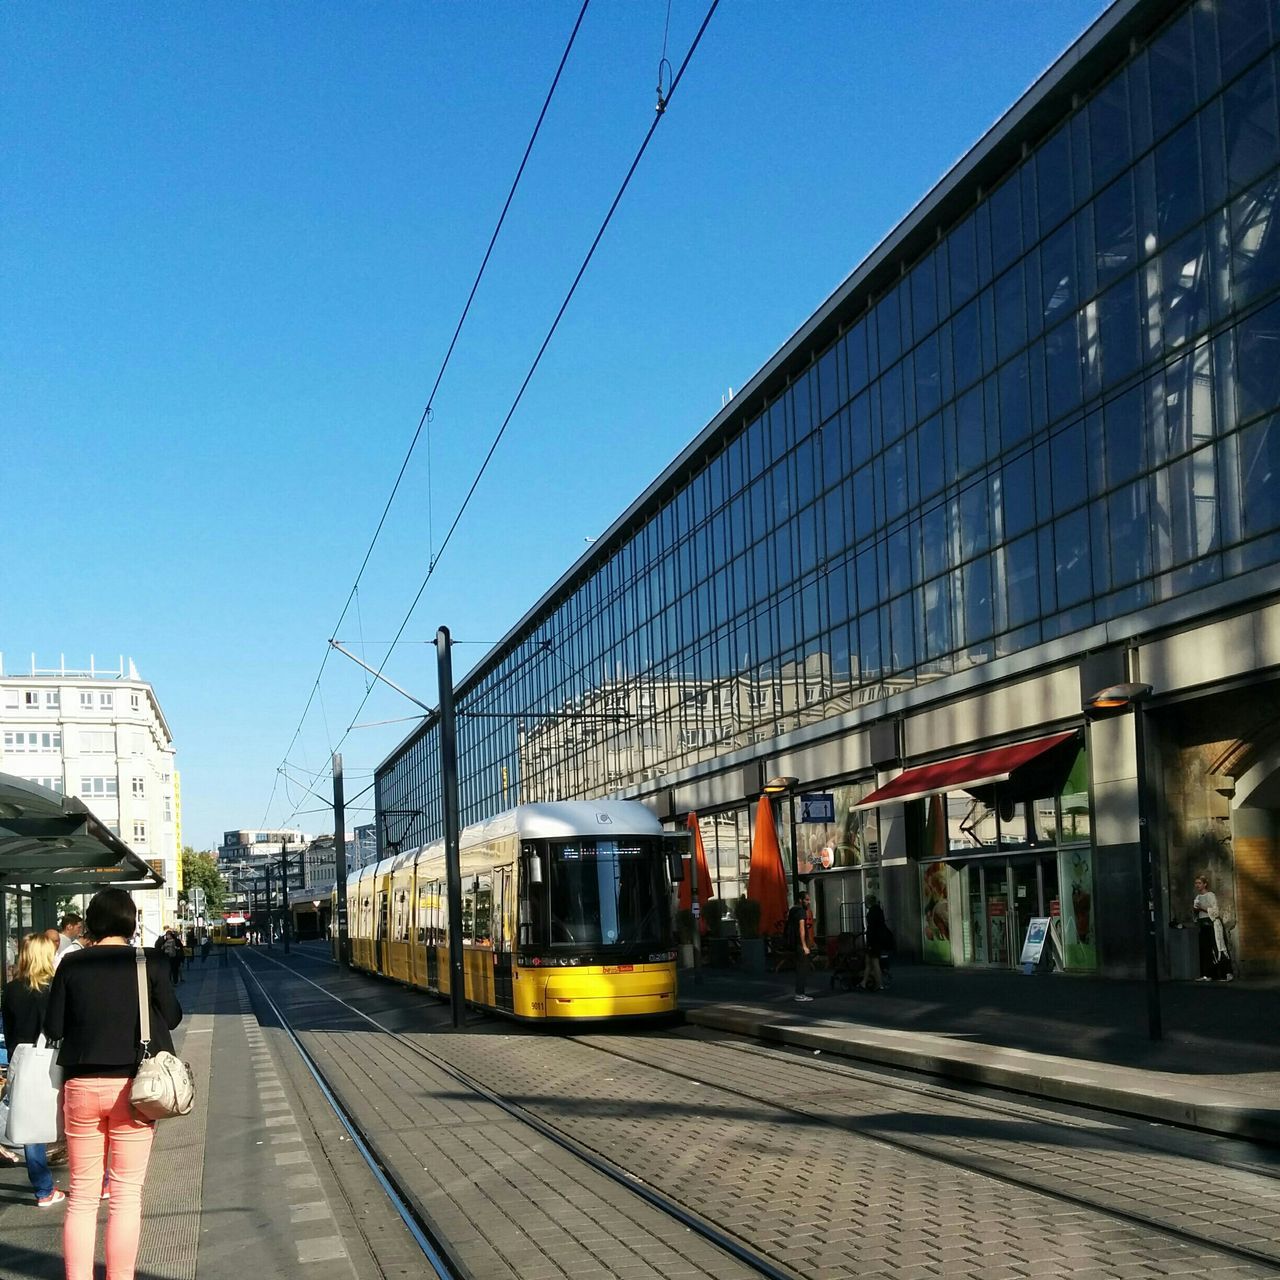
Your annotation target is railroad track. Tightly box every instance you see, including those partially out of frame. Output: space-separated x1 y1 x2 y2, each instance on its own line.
237 950 793 1280
245 945 1280 1279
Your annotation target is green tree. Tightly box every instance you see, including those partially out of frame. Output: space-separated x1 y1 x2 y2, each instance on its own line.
180 848 226 919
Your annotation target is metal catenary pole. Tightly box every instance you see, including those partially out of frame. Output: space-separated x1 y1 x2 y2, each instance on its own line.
437 626 466 1030
280 841 292 954
333 752 349 966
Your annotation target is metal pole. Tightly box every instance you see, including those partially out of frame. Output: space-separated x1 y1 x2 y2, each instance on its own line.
280 841 291 954
437 626 466 1030
788 789 800 901
1133 706 1162 1040
264 865 274 947
333 752 349 967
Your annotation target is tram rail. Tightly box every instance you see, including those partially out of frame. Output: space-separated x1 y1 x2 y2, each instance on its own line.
237 948 796 1280
245 943 1280 1279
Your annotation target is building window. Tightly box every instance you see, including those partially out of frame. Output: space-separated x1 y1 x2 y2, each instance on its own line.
163 796 172 821
133 820 147 843
80 691 94 709
3 731 62 753
25 776 63 794
80 777 119 798
44 690 60 709
98 691 114 711
2 690 17 711
130 693 140 710
81 730 113 753
132 777 145 798
23 691 39 709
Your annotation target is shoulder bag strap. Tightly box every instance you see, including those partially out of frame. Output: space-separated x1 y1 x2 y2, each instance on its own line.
135 949 152 1059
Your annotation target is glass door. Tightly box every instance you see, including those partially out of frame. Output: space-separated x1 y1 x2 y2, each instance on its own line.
986 867 1011 966
1009 860 1040 961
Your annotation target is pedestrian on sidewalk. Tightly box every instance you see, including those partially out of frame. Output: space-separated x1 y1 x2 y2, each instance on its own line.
788 891 814 1002
45 887 184 1280
1193 874 1235 982
861 895 893 991
1 932 65 1208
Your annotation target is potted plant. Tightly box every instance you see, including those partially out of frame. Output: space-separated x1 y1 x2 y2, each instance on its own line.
734 897 765 971
676 908 697 969
704 898 730 965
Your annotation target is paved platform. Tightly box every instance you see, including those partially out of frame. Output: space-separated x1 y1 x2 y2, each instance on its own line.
0 956 417 1280
679 960 1280 1145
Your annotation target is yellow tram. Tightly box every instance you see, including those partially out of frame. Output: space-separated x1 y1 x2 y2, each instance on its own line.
339 800 685 1021
209 910 249 946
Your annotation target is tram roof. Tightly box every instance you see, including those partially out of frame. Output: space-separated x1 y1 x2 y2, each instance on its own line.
0 773 164 894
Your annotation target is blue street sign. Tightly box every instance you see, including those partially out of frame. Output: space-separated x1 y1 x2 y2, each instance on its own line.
800 793 835 823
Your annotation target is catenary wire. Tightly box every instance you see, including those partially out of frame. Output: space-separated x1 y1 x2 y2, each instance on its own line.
327 0 722 763
261 0 592 827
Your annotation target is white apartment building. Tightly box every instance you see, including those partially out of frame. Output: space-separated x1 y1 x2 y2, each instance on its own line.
0 654 180 942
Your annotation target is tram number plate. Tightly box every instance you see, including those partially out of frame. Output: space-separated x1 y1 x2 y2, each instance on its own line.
602 964 634 973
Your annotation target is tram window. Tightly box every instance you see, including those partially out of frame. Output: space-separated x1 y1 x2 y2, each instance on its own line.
462 880 475 942
519 851 548 946
417 891 428 943
547 839 666 947
474 874 492 946
437 883 449 945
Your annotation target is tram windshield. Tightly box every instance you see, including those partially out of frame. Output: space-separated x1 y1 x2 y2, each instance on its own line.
224 917 247 940
543 838 667 947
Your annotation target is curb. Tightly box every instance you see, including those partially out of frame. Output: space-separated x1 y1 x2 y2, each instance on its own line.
686 1004 1280 1147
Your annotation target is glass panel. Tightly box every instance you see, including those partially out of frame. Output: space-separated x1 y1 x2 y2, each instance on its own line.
999 352 1032 452
1156 117 1204 243
1239 413 1280 539
994 262 1027 363
1090 71 1132 189
1223 57 1280 195
1104 383 1147 488
1045 316 1081 422
878 285 902 370
989 173 1023 275
1147 13 1198 141
1001 453 1036 540
1229 171 1280 311
1054 507 1092 607
1051 417 1088 514
1236 296 1280 423
950 212 979 306
1041 222 1077 326
1037 123 1074 234
1093 173 1137 288
1003 532 1040 628
1097 271 1142 388
1108 478 1152 586
911 251 938 337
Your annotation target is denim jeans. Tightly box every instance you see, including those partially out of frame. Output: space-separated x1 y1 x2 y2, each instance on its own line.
24 1142 53 1199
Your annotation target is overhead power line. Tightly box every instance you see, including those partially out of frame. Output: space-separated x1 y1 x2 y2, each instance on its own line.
261 1 592 829
324 0 722 767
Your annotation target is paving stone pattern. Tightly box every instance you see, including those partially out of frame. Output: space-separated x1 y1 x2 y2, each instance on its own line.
425 1027 1280 1280
571 1029 1280 1265
250 951 1280 1280
304 1026 759 1280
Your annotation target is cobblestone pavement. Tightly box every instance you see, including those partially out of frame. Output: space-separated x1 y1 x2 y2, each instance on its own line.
248 950 1280 1280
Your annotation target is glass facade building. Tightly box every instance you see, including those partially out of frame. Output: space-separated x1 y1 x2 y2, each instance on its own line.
379 0 1280 978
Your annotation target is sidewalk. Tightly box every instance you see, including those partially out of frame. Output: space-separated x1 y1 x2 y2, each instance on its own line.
678 960 1280 1145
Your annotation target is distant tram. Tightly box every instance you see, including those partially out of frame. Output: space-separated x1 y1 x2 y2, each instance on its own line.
210 910 249 946
339 800 686 1022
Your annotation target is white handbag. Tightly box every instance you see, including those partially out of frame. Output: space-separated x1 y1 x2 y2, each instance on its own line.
128 952 194 1121
4 1032 64 1145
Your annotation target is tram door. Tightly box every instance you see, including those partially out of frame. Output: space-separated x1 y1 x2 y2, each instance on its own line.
493 866 515 1014
376 888 390 974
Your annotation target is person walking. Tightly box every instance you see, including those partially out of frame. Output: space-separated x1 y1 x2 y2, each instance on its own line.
45 887 183 1280
1192 873 1235 982
156 928 183 986
861 894 893 990
787 890 814 1002
1 932 65 1208
55 914 84 960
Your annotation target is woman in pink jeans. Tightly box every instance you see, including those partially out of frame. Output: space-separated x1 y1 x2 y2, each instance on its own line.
45 888 182 1280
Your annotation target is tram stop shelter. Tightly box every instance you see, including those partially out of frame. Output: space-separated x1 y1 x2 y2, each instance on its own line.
0 772 163 976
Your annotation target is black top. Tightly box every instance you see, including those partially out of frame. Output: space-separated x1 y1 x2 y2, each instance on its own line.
45 946 182 1079
2 979 50 1049
866 904 893 953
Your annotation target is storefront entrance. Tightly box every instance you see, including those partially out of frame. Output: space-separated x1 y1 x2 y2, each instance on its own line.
959 853 1060 968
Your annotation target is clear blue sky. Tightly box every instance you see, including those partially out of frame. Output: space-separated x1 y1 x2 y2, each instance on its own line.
1 0 1107 849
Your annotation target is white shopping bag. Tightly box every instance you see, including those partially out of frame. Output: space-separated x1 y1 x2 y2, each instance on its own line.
4 1034 63 1145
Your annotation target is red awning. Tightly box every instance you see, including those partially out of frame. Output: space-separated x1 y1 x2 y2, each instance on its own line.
854 730 1078 810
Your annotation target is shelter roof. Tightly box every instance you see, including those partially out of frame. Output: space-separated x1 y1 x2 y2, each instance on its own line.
0 773 163 893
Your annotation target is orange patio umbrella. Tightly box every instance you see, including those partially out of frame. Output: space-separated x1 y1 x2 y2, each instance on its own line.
678 812 714 926
747 794 790 938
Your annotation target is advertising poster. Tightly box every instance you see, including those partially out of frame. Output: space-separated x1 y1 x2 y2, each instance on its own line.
1060 845 1097 970
920 861 953 963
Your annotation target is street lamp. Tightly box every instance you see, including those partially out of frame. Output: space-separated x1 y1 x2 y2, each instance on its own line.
1082 681 1160 1040
765 776 801 899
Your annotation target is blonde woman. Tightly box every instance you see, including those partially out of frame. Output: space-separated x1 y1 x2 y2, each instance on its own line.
1 931 64 1207
1192 873 1235 982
